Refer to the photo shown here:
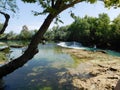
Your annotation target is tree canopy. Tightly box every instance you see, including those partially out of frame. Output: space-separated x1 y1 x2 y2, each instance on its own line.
0 0 18 34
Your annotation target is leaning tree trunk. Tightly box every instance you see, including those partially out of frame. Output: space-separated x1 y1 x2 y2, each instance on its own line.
0 11 10 34
0 0 82 79
0 14 56 78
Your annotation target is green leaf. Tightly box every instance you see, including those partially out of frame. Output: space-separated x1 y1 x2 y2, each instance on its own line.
89 0 97 4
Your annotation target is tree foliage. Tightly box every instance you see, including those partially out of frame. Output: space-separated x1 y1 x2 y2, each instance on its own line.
110 14 120 48
0 0 18 13
104 0 120 8
44 13 120 50
19 25 34 40
21 0 120 15
0 23 3 30
0 0 18 34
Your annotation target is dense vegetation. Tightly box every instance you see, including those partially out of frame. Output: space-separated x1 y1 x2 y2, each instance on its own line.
45 13 120 50
0 23 3 30
0 13 120 51
0 25 36 40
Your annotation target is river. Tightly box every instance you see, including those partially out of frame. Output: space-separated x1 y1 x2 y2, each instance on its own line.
2 43 81 90
1 42 120 90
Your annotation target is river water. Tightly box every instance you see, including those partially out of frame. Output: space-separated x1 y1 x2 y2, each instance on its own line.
57 42 120 57
2 43 80 90
1 42 120 90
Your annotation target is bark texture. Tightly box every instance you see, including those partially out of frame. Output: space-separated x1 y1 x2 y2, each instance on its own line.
0 11 10 34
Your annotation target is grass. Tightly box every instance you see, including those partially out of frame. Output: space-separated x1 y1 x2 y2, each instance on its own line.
0 52 7 64
0 42 10 64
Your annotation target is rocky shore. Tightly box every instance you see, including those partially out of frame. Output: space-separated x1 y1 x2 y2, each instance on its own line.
0 42 9 64
59 49 120 90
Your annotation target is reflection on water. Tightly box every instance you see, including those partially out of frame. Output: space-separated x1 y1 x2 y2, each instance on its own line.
6 40 30 46
3 43 79 90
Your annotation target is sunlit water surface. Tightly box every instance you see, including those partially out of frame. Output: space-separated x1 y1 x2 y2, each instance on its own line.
2 42 120 90
3 43 79 90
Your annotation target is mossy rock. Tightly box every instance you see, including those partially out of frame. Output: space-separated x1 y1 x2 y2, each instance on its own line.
10 44 23 48
0 52 7 61
0 46 10 53
0 42 6 46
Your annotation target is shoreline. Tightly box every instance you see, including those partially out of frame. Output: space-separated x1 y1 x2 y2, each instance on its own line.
60 48 120 90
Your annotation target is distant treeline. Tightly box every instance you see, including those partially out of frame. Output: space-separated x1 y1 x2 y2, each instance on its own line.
0 13 120 51
0 25 37 40
44 13 120 51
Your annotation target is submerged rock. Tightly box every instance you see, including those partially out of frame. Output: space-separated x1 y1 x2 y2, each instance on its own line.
60 48 120 90
0 46 9 52
10 44 23 48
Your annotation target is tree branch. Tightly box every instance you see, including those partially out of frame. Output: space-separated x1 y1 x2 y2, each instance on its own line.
54 0 63 9
62 0 82 11
52 0 55 7
0 11 10 34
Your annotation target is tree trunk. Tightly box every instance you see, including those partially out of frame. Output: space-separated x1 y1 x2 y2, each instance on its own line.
0 0 83 78
0 14 56 78
0 11 10 34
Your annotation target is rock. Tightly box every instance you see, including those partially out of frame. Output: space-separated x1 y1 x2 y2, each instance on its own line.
0 42 6 45
10 44 23 48
107 77 118 79
89 71 100 77
107 75 119 79
0 46 10 53
115 80 120 90
0 46 9 51
109 67 117 71
97 50 107 54
61 48 120 90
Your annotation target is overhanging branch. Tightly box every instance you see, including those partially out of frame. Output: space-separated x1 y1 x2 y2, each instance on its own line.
0 11 10 34
62 0 82 11
52 0 55 7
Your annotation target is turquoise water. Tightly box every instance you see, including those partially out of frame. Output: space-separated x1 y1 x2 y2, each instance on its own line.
85 47 120 57
57 42 120 57
2 43 77 90
105 50 120 57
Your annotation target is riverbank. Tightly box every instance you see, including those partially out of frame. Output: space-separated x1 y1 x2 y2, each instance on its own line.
0 42 9 64
0 52 7 64
60 49 120 90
